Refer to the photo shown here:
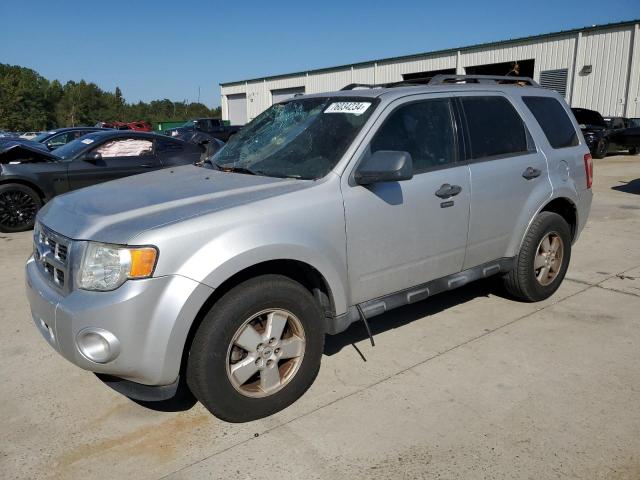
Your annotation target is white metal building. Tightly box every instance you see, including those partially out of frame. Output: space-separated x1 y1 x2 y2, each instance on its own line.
220 19 640 125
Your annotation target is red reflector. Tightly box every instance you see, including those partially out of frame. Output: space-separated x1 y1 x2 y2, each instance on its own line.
584 153 593 189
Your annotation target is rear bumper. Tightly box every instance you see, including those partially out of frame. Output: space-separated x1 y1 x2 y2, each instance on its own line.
25 256 214 386
575 188 593 244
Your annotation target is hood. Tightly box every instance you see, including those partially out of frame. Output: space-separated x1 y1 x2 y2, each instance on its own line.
0 141 57 164
37 165 313 243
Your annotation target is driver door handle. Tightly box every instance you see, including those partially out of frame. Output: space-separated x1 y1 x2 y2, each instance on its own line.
522 167 542 180
435 183 462 199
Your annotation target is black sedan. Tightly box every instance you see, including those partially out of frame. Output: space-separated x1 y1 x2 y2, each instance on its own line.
0 127 107 152
0 131 206 232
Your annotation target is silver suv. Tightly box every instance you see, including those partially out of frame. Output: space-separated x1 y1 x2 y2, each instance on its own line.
25 76 593 422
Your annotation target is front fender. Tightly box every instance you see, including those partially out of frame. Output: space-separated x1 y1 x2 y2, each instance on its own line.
150 216 350 316
197 242 349 316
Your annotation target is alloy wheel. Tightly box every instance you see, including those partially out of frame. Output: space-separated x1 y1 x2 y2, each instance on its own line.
534 232 564 286
226 309 306 398
0 190 38 230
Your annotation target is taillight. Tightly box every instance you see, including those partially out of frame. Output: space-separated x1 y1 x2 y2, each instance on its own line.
584 153 593 189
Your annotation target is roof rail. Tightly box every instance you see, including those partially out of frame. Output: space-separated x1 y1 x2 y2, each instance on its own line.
341 83 386 90
429 74 539 86
341 78 433 91
340 75 539 91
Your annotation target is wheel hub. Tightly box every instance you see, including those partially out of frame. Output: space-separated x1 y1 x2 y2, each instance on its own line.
226 308 306 398
534 232 564 286
0 190 37 229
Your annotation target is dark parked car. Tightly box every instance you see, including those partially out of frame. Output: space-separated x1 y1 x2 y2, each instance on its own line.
572 108 609 158
166 128 225 158
95 121 152 131
0 130 21 139
603 116 640 155
0 131 204 232
572 109 640 157
166 118 241 142
0 127 107 152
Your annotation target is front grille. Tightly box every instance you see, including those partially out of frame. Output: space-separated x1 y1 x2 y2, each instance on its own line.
34 225 72 292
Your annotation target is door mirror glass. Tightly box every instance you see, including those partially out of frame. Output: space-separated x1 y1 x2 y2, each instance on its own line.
83 151 103 164
355 150 413 185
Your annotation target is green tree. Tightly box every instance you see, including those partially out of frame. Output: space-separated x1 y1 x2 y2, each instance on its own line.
0 64 51 130
0 63 222 130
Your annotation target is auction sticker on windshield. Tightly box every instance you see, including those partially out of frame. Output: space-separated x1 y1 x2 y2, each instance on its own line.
324 102 371 115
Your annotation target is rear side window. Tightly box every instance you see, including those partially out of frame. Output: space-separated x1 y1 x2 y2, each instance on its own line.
370 98 457 174
523 96 579 149
460 96 530 160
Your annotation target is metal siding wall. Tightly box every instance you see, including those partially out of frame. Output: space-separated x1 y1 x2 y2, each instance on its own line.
220 24 638 120
307 69 353 93
460 36 575 83
625 24 640 117
572 26 633 116
246 81 268 122
376 54 457 83
352 65 376 84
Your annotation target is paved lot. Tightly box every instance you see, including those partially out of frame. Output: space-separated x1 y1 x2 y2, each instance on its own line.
2 155 640 480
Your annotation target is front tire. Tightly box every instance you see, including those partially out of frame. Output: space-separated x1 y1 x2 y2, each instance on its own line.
630 146 639 155
0 184 42 233
186 274 325 422
503 212 572 302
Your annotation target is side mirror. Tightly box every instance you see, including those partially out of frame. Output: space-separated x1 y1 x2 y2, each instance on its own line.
354 150 413 185
83 151 104 165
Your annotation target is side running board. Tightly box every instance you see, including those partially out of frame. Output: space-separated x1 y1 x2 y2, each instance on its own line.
327 258 514 335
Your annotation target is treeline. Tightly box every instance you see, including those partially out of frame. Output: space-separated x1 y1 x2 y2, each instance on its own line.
0 63 221 131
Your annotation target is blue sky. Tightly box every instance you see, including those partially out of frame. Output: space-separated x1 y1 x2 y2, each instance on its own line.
1 1 638 107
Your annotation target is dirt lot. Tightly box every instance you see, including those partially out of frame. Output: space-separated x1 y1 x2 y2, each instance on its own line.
1 155 640 480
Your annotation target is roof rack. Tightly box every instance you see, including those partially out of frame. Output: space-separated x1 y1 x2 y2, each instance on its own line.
341 78 433 91
340 74 539 91
429 74 539 86
341 83 386 90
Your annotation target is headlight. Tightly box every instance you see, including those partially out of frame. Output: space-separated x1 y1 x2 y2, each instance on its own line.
78 242 158 291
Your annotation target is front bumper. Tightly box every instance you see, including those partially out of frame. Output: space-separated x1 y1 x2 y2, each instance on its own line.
25 256 213 386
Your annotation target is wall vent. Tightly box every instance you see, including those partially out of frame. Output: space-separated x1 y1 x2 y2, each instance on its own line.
540 68 569 97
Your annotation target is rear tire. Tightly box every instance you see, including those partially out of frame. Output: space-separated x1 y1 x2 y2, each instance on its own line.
593 138 608 159
503 212 572 302
630 146 639 155
186 274 325 422
0 184 42 233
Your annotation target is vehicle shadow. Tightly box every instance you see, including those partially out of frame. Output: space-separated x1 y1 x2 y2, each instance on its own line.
128 378 198 412
612 178 640 195
324 276 507 357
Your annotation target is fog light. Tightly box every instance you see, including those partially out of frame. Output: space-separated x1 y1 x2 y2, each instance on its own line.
76 328 120 363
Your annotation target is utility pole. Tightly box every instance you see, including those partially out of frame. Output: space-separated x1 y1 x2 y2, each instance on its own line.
197 86 201 105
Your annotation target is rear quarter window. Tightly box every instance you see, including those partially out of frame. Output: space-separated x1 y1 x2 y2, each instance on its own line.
460 96 531 160
523 96 579 149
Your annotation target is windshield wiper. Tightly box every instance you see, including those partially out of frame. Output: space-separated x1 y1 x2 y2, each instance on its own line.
220 165 260 175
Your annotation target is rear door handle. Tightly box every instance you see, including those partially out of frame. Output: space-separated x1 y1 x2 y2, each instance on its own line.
522 167 542 180
139 164 156 168
435 183 462 199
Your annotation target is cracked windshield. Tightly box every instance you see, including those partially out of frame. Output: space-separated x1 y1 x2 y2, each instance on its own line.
210 97 377 179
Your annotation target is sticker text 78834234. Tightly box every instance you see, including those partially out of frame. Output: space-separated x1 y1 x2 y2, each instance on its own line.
324 102 371 116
